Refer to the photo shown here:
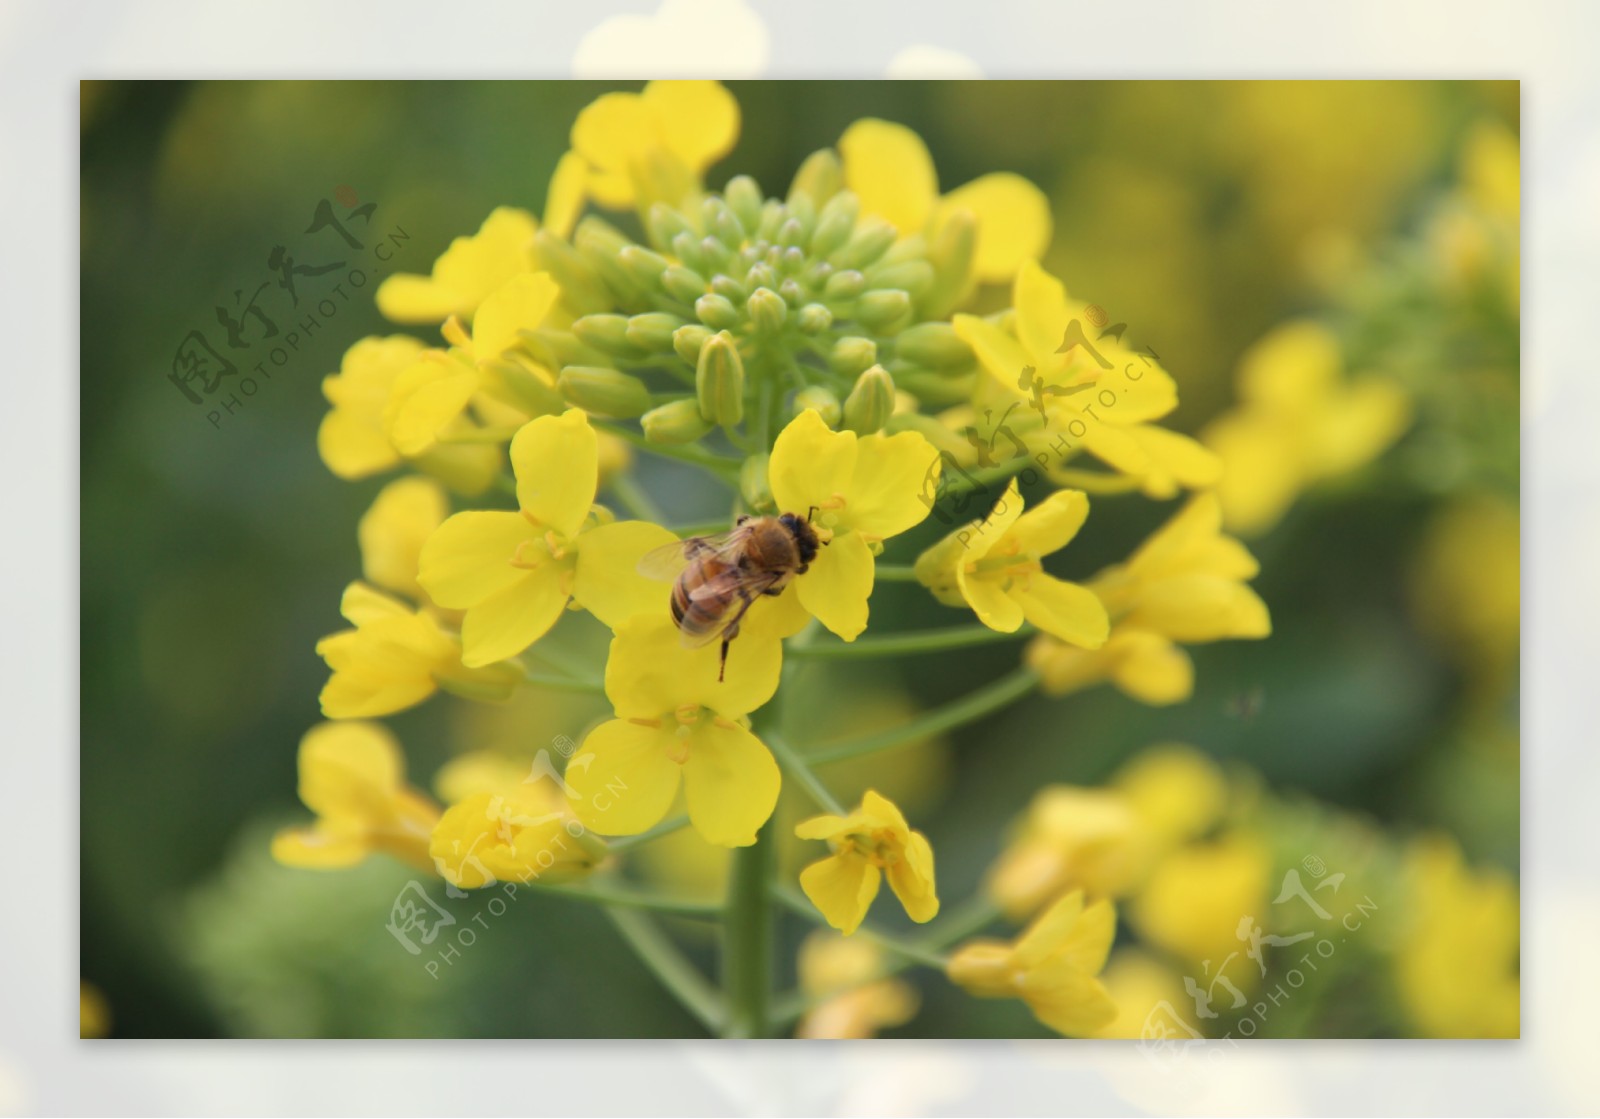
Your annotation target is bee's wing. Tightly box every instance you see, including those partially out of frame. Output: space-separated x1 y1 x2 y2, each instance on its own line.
678 566 784 648
636 526 746 581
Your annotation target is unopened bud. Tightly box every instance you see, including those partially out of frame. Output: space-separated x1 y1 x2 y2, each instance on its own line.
788 149 842 209
797 303 833 335
672 323 714 366
746 287 788 333
625 312 684 353
829 216 898 270
695 293 742 331
724 175 764 232
792 386 842 428
894 322 975 371
661 264 709 305
740 453 773 512
642 398 714 444
572 314 642 358
557 366 653 418
810 192 860 258
843 364 895 435
829 335 878 377
856 288 912 330
696 331 746 427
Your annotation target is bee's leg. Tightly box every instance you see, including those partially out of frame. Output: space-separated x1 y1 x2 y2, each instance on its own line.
717 620 742 682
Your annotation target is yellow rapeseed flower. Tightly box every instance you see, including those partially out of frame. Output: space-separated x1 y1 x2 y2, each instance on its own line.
417 410 676 666
795 789 939 935
838 117 1052 284
1027 493 1269 705
956 261 1221 498
913 478 1108 648
315 581 519 718
570 80 739 214
271 722 440 872
1130 831 1271 970
566 615 783 847
357 475 449 603
947 889 1118 1037
1091 948 1192 1040
430 781 599 890
376 205 543 324
1203 321 1411 536
767 408 941 641
794 931 919 1039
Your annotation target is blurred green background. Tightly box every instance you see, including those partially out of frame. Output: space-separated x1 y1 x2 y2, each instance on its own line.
80 80 1518 1038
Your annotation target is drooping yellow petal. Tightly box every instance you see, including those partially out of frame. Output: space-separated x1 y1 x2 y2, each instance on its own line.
571 519 679 630
1109 631 1194 705
885 829 940 924
459 564 570 667
471 272 561 364
800 852 882 935
604 614 783 722
511 409 598 539
317 406 400 480
566 719 682 837
1014 890 1086 969
1021 961 1118 1037
999 487 1088 557
270 826 368 868
937 172 1053 282
681 720 781 847
644 80 740 171
839 118 939 234
1122 574 1271 643
418 510 539 609
794 529 875 642
359 476 449 600
957 563 1026 632
296 721 404 821
1010 574 1109 648
1058 896 1117 976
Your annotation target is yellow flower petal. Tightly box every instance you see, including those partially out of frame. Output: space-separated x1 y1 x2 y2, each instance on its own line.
384 358 478 457
885 830 940 924
800 852 882 935
1014 890 1086 969
1122 574 1271 643
471 272 561 364
511 410 598 539
544 151 588 239
1011 574 1109 648
999 487 1088 557
1059 896 1117 975
953 312 1032 392
845 428 941 540
644 80 740 171
270 826 368 869
359 476 449 600
1021 963 1118 1037
567 719 682 837
604 614 783 721
338 580 412 626
768 409 857 518
839 118 939 234
418 510 539 609
937 172 1052 282
1238 320 1341 408
795 529 875 642
1109 631 1194 705
571 520 679 630
571 91 655 172
296 720 403 820
375 207 538 324
1013 260 1075 381
681 720 780 847
459 564 570 667
957 564 1026 632
317 405 400 480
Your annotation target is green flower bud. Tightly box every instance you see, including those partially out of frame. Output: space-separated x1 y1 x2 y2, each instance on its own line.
829 216 898 270
572 314 643 358
829 335 878 377
777 216 807 249
779 278 804 306
798 303 833 335
745 261 777 291
711 272 749 304
702 196 746 247
740 452 774 512
484 357 567 417
793 385 842 427
696 330 746 427
747 287 788 333
672 323 714 366
922 208 978 319
824 269 866 301
619 245 672 290
864 259 935 298
856 288 913 330
558 366 653 418
642 397 715 444
810 191 860 258
671 232 708 273
575 217 646 303
523 327 608 370
894 322 975 371
698 235 734 273
661 264 709 305
891 367 978 407
789 149 842 208
843 364 895 435
532 231 611 315
625 312 685 353
755 199 787 242
885 411 970 458
695 293 742 331
724 175 764 232
647 202 695 253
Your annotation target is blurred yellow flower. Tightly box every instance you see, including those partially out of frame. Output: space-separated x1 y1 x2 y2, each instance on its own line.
768 408 940 641
271 722 440 872
1027 493 1269 705
1409 493 1520 683
796 789 939 935
795 931 919 1039
417 410 676 666
316 335 501 493
375 205 541 324
1203 320 1411 536
1130 831 1271 970
358 475 449 603
956 261 1220 498
838 117 1052 284
1114 742 1230 851
571 80 738 213
914 479 1108 648
1092 948 1192 1040
566 615 783 847
315 581 519 718
947 890 1118 1037
430 787 598 890
1395 835 1519 1038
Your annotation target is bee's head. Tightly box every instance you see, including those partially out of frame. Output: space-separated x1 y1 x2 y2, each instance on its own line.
779 512 821 565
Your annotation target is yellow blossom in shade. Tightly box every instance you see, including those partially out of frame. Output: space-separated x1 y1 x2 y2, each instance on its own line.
316 335 501 494
794 932 919 1039
767 408 940 641
375 206 539 324
357 476 449 602
80 980 111 1038
429 782 599 890
838 117 1052 283
913 479 1108 648
946 890 1118 1037
795 789 938 935
570 80 739 213
1092 948 1192 1040
566 615 783 847
1027 493 1269 705
271 722 440 872
315 582 519 718
1130 831 1271 970
1395 835 1519 1038
955 261 1221 498
1203 320 1411 536
417 410 677 667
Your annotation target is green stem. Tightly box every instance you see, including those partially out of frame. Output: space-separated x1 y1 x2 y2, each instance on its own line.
606 472 667 523
528 877 722 916
605 814 691 851
808 666 1041 765
764 731 846 815
722 821 774 1037
873 564 923 582
786 623 1036 659
604 908 724 1034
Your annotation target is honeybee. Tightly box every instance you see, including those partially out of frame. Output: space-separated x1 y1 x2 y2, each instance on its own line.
639 511 822 681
